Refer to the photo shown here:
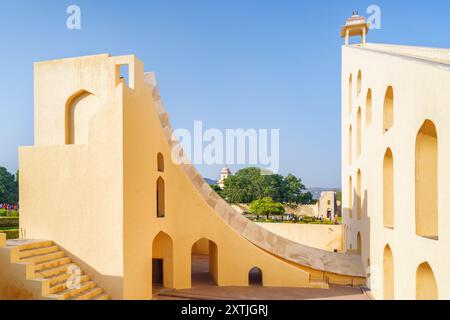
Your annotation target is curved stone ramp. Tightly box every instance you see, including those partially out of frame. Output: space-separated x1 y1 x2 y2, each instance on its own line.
143 72 365 280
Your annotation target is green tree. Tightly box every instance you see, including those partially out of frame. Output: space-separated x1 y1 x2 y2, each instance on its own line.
221 167 314 205
249 197 285 220
0 167 18 204
222 167 264 204
209 184 223 197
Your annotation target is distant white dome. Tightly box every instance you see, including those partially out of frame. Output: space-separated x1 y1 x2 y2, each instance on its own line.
221 167 231 174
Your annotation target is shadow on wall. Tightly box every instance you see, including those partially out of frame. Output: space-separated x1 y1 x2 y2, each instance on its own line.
341 188 371 289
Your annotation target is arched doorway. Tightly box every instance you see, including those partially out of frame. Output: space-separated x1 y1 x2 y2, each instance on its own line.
248 267 263 286
152 231 173 289
191 238 218 287
416 262 438 300
383 244 394 300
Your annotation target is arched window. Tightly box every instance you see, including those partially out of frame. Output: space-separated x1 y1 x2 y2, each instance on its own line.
157 153 164 172
357 70 362 96
357 107 362 156
383 148 394 229
357 169 362 220
349 74 353 115
366 89 372 126
415 120 438 239
349 125 353 165
383 244 394 300
65 90 100 144
157 177 165 218
416 262 438 300
248 267 263 286
348 175 353 219
383 86 394 133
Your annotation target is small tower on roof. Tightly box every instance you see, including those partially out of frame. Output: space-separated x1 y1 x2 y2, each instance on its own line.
218 166 232 189
340 11 369 45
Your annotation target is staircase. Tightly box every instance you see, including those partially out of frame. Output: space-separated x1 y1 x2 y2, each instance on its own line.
10 240 110 300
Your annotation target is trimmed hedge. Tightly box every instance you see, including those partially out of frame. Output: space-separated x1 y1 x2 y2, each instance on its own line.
0 229 19 239
0 209 19 217
0 218 19 228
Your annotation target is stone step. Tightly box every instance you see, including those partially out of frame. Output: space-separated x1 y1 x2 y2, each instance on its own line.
53 281 97 300
16 240 54 252
18 245 59 259
35 263 76 278
49 274 90 294
72 287 103 300
35 257 72 272
20 250 65 264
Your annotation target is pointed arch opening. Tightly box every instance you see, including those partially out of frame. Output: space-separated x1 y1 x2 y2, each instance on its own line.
65 90 100 145
357 169 362 220
383 148 394 229
248 267 263 286
366 89 372 126
383 86 394 133
191 238 218 286
415 120 438 239
152 231 174 289
357 107 362 157
157 153 165 172
157 177 165 218
383 244 394 300
416 262 438 300
357 70 362 96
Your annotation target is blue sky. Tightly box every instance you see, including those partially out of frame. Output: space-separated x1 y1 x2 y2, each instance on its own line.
1 0 450 188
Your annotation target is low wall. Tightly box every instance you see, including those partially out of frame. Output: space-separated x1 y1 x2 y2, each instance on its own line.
257 223 343 252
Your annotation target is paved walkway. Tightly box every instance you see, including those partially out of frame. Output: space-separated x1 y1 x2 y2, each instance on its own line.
153 254 370 300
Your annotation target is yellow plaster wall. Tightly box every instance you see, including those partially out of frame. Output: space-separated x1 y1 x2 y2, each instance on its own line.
257 223 343 252
19 54 125 299
17 54 364 300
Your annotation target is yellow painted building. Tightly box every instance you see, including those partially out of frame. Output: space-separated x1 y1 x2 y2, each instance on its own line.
342 16 449 300
0 53 365 300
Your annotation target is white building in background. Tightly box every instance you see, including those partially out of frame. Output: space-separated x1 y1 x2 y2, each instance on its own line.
318 191 338 220
218 166 231 189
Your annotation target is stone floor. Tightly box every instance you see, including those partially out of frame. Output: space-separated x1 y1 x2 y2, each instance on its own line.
153 254 371 300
